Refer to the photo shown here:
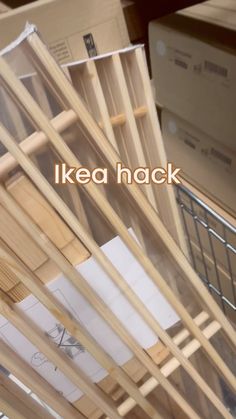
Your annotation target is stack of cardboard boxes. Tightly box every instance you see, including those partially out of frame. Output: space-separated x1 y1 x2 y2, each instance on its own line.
149 0 236 218
149 0 236 321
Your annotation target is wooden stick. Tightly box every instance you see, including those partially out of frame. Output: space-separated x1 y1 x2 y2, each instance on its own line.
69 60 118 151
0 106 147 180
0 87 28 143
79 312 209 418
0 242 162 419
95 54 156 209
0 202 47 271
0 110 76 179
6 173 74 249
1 47 235 394
0 75 234 403
0 184 201 418
0 389 30 419
121 48 188 254
24 33 236 351
117 319 222 416
0 290 123 419
0 340 84 419
0 370 54 419
30 73 54 119
0 37 234 406
0 186 230 418
68 50 186 253
77 59 147 250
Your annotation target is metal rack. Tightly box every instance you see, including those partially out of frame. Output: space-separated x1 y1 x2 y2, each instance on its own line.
177 184 236 323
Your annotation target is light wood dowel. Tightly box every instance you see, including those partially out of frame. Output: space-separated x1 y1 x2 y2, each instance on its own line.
24 33 236 354
0 151 201 418
0 340 85 419
117 319 222 417
0 290 123 419
0 45 234 396
0 34 234 413
0 185 231 418
0 106 147 180
0 370 54 419
0 241 161 419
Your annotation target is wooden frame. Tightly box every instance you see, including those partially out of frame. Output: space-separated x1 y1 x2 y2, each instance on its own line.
0 340 84 419
0 28 234 418
0 368 55 419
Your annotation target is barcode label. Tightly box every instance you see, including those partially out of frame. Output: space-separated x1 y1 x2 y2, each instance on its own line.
83 33 97 58
204 60 228 78
210 148 232 166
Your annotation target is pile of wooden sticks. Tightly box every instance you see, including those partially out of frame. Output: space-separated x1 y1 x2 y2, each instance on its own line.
0 26 235 419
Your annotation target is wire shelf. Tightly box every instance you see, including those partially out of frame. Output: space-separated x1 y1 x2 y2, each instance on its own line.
176 184 236 325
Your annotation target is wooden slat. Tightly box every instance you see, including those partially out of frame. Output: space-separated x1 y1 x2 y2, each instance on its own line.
6 172 90 266
0 340 84 419
30 73 54 119
69 60 118 151
0 62 233 417
0 185 204 419
1 173 89 302
29 66 92 235
95 53 156 209
0 370 54 419
117 318 221 417
68 52 186 254
0 106 148 180
72 59 147 249
0 241 162 419
120 48 188 255
0 110 77 180
0 290 122 419
0 387 30 419
21 34 236 376
6 37 235 395
0 34 234 416
69 60 132 243
75 341 168 418
0 203 47 271
0 88 28 143
6 172 74 249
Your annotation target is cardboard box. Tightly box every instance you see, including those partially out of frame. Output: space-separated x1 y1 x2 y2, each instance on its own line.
0 0 130 64
149 0 236 151
162 109 236 219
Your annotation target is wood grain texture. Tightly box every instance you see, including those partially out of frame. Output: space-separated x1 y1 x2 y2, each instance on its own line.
0 34 234 417
0 340 85 419
0 370 54 419
0 242 161 419
0 203 47 271
8 36 235 396
0 290 123 419
6 172 74 249
21 34 236 381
